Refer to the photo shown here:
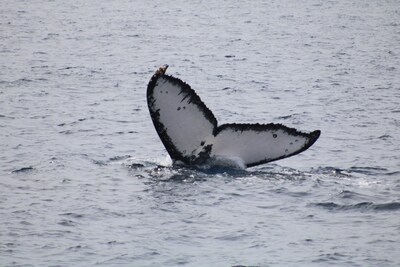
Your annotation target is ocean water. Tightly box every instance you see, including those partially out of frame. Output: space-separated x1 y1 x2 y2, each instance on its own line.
1 0 400 266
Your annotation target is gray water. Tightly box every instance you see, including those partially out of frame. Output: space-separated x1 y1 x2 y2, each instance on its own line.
1 0 400 266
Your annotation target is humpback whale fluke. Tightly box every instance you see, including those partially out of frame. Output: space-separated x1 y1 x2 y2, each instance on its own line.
147 65 320 168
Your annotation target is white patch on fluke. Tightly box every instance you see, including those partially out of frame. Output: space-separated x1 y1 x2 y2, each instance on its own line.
147 65 321 168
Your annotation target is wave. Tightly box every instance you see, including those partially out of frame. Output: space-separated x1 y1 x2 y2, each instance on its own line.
11 166 35 173
310 166 399 177
313 201 400 212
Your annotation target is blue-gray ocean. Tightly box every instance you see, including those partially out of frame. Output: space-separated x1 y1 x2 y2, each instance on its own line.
1 1 399 266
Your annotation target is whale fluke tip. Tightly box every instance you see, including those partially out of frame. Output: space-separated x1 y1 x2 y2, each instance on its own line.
155 64 168 76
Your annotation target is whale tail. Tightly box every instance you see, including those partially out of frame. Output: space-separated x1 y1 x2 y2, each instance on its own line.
147 66 320 168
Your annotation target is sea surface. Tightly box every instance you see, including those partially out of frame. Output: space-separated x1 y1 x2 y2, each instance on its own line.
1 0 400 266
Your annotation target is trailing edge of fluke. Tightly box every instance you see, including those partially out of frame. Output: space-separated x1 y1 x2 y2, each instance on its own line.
147 65 320 168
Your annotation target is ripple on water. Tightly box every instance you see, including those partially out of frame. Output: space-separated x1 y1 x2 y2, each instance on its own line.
312 201 400 212
11 166 35 173
2 0 400 266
